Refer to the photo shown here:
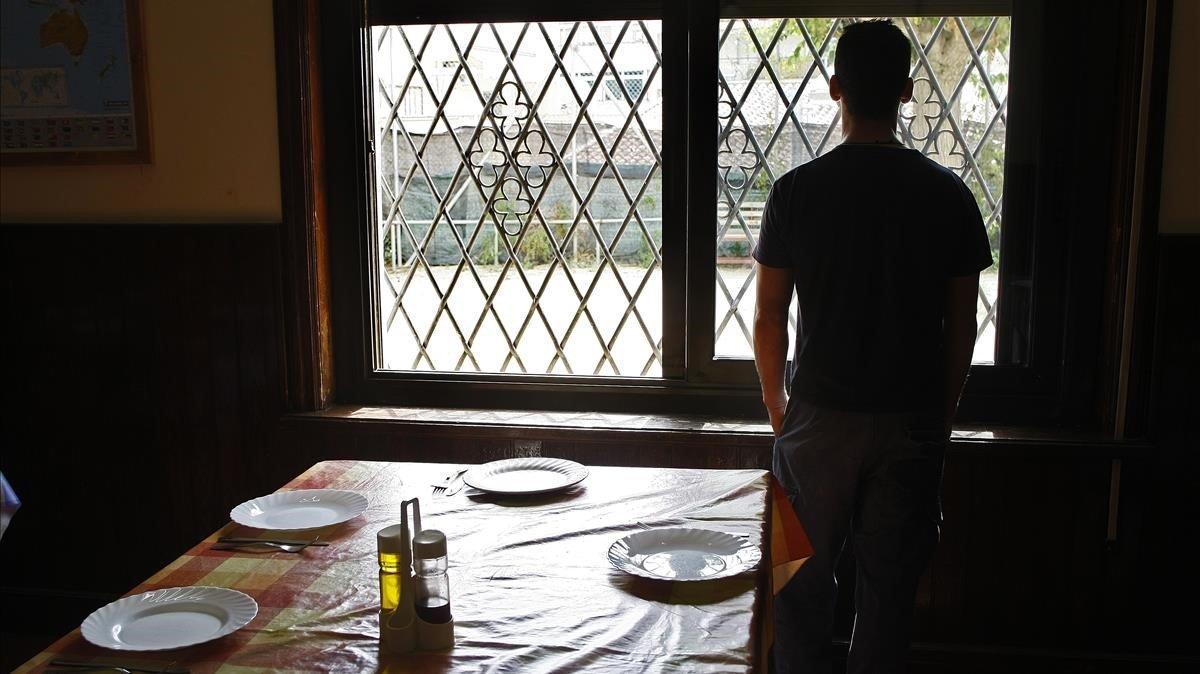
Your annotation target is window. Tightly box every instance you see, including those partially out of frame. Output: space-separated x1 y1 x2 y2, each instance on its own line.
713 16 1009 365
320 0 1106 419
372 20 666 376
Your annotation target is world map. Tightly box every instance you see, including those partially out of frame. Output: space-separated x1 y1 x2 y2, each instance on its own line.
1 0 139 152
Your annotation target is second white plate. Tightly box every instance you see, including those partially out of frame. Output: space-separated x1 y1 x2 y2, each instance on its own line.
608 527 762 581
463 458 588 495
81 586 258 651
230 488 368 530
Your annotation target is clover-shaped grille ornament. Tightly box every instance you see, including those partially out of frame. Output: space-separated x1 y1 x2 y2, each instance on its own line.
515 129 555 188
717 128 758 191
492 177 532 236
718 87 735 122
903 77 943 142
931 129 967 170
467 127 507 187
490 81 530 140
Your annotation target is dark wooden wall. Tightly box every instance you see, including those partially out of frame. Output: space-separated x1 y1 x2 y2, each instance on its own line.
0 224 285 667
1 224 1195 671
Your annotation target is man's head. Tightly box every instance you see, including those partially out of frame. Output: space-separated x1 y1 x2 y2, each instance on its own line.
830 20 914 121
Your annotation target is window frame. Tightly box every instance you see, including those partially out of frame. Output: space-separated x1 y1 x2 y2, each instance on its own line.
305 0 1137 424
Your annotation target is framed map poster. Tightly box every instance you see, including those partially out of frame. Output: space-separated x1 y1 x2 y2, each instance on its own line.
1 0 150 165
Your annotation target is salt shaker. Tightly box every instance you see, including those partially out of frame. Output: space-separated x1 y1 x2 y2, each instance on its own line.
413 529 455 648
413 529 451 623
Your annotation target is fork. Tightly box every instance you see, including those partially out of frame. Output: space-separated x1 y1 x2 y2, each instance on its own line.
432 467 469 495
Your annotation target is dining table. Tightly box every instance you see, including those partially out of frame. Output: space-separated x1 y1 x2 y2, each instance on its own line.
18 459 811 673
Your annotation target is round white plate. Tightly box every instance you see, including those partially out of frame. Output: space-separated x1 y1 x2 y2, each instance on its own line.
463 458 588 495
608 527 762 581
230 489 368 530
81 586 258 651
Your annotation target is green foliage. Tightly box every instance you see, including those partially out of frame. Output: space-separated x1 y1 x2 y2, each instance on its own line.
571 228 597 267
752 169 773 195
752 18 837 78
635 229 662 268
473 228 497 266
517 225 555 266
550 201 573 225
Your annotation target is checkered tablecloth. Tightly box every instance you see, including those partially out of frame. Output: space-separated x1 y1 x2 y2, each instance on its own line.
19 460 810 673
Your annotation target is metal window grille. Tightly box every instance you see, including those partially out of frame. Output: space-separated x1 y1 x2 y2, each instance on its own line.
715 16 1009 364
373 21 665 376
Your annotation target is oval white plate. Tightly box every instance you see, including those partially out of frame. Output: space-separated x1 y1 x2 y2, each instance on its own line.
230 489 368 530
608 527 762 581
463 458 588 495
82 586 258 651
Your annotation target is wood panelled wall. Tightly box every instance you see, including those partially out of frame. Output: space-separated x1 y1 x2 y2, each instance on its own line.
0 224 284 668
1 225 1195 671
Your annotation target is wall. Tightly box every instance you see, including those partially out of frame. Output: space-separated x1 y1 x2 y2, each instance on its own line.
1158 0 1200 234
0 224 284 671
0 2 282 667
0 0 280 223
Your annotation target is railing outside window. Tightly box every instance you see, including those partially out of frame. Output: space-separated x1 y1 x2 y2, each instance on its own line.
373 21 666 376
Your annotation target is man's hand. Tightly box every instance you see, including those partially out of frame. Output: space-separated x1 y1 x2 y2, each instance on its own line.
754 262 795 437
765 396 789 436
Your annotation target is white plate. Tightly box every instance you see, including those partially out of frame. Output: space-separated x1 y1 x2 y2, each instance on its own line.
608 527 763 581
230 489 368 530
463 458 588 495
81 586 258 651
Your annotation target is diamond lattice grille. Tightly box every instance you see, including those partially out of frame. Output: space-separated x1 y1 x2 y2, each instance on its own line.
715 17 1009 364
373 21 665 376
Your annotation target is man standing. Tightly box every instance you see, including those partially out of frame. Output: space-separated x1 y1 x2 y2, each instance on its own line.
752 20 992 674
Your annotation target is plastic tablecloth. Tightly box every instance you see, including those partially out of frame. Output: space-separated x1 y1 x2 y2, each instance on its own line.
20 460 811 673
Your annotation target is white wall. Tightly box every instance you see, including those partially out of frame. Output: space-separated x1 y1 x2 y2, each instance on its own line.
0 0 281 223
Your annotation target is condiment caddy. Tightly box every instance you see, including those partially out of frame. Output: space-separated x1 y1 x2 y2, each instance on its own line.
378 498 455 653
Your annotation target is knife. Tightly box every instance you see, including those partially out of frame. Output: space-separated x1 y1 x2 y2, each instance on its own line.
48 659 189 674
217 536 330 546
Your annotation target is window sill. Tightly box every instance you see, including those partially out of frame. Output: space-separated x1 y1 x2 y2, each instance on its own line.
287 406 1151 455
291 404 771 437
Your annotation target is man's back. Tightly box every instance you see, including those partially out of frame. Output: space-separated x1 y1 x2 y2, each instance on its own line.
753 143 992 414
753 21 992 674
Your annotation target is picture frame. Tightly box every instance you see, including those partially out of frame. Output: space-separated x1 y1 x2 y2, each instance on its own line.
0 0 152 165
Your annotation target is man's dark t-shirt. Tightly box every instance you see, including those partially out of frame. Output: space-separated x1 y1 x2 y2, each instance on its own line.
752 144 993 414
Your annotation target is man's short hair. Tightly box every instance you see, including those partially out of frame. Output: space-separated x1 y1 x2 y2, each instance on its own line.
834 20 912 120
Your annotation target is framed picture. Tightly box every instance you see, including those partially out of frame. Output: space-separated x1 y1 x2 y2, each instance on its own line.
1 0 151 165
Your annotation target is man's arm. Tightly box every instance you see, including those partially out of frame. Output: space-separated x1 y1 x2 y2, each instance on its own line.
754 262 796 436
943 274 980 436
